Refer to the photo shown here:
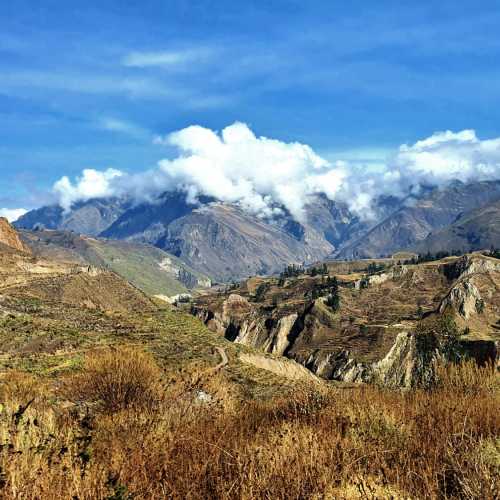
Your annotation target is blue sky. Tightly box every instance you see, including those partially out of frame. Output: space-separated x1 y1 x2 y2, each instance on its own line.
2 0 500 212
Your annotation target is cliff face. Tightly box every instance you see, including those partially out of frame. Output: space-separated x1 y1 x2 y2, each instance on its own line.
193 254 500 388
0 218 28 253
439 280 482 319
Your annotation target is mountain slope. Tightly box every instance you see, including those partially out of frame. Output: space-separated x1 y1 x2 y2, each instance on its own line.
15 198 129 236
335 181 500 259
21 230 211 296
99 191 203 243
18 194 345 281
0 228 293 397
159 203 333 281
0 238 154 315
415 199 500 254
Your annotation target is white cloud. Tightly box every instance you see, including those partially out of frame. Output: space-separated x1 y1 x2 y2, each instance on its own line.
50 125 500 221
53 168 124 211
98 117 149 139
0 208 28 222
154 122 344 220
122 49 212 68
392 129 500 188
0 71 176 99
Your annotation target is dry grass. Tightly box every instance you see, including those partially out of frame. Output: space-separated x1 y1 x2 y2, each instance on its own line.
61 347 164 412
436 359 499 393
0 348 498 499
0 370 40 403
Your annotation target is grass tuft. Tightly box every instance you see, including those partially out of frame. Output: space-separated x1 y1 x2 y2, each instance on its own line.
62 347 163 413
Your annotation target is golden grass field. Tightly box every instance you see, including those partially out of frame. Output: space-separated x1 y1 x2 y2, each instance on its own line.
0 346 498 499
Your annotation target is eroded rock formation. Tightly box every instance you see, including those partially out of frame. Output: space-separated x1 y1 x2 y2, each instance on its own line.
0 218 29 253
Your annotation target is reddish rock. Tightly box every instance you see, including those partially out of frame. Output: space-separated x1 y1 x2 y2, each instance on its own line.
0 217 29 253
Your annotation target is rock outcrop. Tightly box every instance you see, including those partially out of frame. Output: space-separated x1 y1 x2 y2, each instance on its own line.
372 331 436 388
192 293 305 358
0 218 29 253
159 257 212 288
306 349 370 383
439 279 482 319
354 265 408 289
262 313 299 355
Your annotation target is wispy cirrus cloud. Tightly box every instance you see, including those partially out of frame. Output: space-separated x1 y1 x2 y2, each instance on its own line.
0 70 177 99
97 117 150 139
122 48 214 68
0 68 230 109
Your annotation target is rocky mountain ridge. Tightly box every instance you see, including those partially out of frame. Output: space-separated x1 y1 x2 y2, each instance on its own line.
15 180 500 281
334 180 500 259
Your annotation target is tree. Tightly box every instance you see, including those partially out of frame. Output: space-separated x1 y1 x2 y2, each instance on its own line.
330 276 338 294
325 277 340 312
253 283 268 302
475 299 485 314
325 292 340 312
359 277 369 289
416 305 424 319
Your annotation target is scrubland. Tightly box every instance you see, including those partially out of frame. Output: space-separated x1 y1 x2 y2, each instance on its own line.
0 347 498 499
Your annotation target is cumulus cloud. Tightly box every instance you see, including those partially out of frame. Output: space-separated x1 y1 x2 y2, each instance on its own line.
54 169 124 211
391 129 500 188
153 122 345 220
51 124 500 221
0 208 28 222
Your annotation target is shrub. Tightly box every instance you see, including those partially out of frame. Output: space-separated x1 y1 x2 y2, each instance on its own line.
0 371 40 404
63 347 163 412
476 298 485 314
325 292 340 312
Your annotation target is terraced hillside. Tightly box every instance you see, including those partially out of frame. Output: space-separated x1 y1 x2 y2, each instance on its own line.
0 222 305 395
21 229 211 297
193 254 500 385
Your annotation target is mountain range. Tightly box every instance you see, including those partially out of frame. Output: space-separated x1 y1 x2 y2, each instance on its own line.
15 180 500 281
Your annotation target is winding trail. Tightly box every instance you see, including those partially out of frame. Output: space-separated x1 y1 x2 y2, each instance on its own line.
212 346 228 373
